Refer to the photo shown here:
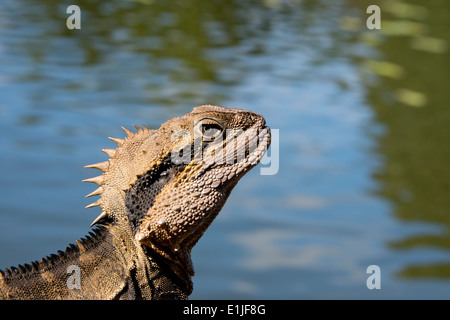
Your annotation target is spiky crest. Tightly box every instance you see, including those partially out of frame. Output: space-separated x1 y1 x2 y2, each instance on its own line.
84 124 157 226
0 227 107 278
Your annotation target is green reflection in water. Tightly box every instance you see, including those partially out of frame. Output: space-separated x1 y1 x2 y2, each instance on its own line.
12 0 306 108
348 0 450 278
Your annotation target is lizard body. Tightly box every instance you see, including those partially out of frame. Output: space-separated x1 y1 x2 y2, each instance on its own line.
0 105 270 299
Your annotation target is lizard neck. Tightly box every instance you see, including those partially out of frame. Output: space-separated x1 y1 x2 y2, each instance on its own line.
0 222 191 300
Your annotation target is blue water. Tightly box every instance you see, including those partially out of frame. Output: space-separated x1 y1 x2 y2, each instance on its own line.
1 1 449 299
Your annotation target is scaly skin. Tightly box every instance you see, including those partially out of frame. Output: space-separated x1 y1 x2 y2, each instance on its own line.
0 105 271 299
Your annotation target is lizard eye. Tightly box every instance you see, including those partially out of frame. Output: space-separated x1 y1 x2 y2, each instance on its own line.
198 119 223 140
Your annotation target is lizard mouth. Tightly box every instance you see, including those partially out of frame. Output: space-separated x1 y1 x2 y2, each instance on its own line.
236 125 270 167
202 124 271 180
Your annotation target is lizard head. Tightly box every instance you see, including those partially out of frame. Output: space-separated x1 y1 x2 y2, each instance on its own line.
84 105 270 272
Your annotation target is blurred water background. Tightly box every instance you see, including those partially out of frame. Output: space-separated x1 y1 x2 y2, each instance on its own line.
0 0 449 299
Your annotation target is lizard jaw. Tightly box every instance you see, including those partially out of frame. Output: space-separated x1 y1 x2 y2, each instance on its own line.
83 106 271 274
134 120 271 263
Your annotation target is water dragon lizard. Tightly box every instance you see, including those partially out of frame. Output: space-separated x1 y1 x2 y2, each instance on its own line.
0 105 271 299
